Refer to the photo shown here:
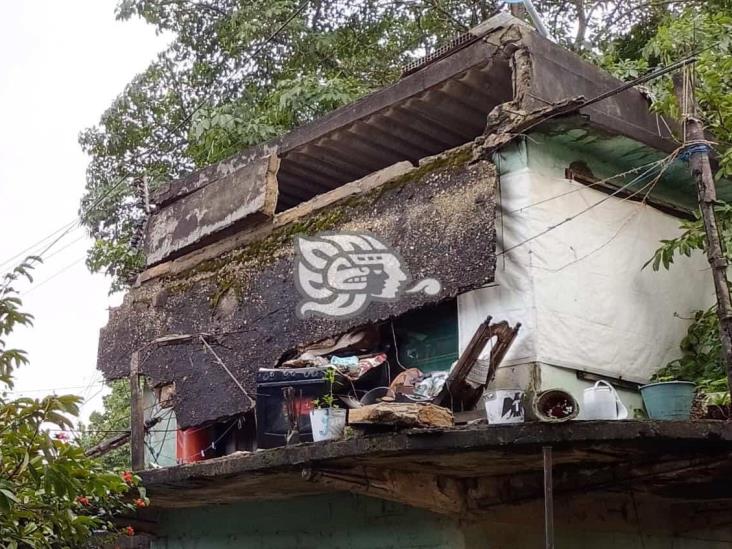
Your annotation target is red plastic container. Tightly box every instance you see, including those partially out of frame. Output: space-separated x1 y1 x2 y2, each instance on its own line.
176 425 214 464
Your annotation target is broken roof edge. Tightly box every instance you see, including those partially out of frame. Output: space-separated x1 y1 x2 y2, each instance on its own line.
148 14 541 209
139 419 732 485
150 11 679 214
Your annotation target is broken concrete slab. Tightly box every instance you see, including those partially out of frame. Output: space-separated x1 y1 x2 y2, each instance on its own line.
144 153 279 265
98 148 498 427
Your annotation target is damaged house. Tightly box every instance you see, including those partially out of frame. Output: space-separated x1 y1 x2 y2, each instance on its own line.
97 13 732 549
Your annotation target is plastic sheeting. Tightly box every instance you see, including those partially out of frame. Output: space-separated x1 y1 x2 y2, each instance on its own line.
458 163 713 383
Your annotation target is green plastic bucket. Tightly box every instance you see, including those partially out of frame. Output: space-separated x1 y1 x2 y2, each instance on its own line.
640 381 695 420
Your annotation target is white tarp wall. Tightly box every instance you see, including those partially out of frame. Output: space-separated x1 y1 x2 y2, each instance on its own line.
458 143 714 383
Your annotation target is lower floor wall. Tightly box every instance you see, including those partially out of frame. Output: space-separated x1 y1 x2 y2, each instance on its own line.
150 493 732 549
151 494 464 548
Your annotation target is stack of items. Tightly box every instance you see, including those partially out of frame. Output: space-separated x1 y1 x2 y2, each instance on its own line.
255 316 522 447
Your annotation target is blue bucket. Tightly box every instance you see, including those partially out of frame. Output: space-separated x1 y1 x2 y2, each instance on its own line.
640 381 695 420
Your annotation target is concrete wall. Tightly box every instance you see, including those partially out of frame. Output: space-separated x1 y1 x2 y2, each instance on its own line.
457 138 713 412
150 494 465 549
149 493 732 549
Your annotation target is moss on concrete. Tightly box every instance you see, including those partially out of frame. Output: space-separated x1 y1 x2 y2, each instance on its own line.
156 144 478 306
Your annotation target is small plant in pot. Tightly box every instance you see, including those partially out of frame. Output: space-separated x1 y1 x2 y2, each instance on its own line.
701 378 731 420
309 367 347 442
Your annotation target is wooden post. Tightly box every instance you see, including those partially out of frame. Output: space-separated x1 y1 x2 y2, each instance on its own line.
674 70 732 396
130 351 145 471
543 446 554 549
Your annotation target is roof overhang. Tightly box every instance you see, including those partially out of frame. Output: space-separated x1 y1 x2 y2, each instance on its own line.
138 421 732 517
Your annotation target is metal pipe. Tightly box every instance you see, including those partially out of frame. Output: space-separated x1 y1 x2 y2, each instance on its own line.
543 446 555 549
521 0 551 40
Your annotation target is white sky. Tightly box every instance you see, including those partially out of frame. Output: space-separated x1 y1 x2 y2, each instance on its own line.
0 1 168 420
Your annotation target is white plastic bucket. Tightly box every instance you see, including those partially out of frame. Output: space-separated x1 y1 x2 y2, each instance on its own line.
581 380 628 420
309 408 346 442
484 390 525 424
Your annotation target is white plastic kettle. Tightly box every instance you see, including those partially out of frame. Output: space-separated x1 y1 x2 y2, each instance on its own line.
581 380 628 420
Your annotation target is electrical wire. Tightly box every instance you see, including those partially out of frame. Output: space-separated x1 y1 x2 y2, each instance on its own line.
507 157 669 215
498 151 678 258
21 255 86 296
0 0 312 271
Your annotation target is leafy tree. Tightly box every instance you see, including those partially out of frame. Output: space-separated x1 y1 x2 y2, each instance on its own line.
80 0 683 291
0 259 147 547
630 4 732 403
78 380 132 471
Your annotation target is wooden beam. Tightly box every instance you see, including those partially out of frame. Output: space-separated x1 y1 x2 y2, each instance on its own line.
436 316 521 411
347 403 453 428
85 416 162 459
130 351 145 471
303 466 468 516
543 446 555 549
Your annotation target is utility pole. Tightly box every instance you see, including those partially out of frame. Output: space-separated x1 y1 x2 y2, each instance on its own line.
674 69 732 396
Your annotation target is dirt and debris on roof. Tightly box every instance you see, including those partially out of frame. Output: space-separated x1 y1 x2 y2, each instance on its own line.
99 152 497 427
138 420 732 516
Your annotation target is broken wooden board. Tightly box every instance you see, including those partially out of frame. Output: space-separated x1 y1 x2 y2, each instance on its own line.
436 317 520 411
144 153 279 265
348 403 453 428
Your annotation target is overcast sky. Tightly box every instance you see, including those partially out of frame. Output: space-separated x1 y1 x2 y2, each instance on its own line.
0 1 168 420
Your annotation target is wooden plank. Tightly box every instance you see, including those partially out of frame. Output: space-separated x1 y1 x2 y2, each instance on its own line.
144 154 279 265
435 316 521 411
348 403 454 428
85 416 162 459
130 351 145 471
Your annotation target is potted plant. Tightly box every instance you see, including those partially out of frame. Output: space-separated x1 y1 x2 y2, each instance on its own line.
701 378 731 420
704 391 730 419
309 367 346 442
640 378 696 420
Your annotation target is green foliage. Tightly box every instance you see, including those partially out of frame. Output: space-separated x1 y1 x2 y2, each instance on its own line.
313 367 338 409
0 260 144 547
77 380 132 471
623 3 732 401
652 308 724 387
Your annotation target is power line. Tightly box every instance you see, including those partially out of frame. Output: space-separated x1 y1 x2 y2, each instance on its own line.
21 255 86 296
2 381 107 394
499 148 680 257
0 0 312 271
0 221 79 272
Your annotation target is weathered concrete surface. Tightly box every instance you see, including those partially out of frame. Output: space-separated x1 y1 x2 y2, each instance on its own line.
152 143 278 207
146 14 678 213
144 153 279 265
98 148 497 427
137 420 732 510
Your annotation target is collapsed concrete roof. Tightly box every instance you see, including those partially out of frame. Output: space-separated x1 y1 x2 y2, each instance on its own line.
145 12 678 268
98 13 686 428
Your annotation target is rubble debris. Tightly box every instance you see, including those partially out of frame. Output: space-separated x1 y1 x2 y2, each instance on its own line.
297 326 380 357
388 368 422 396
435 316 521 411
348 402 454 428
413 372 449 401
360 386 395 406
282 352 329 368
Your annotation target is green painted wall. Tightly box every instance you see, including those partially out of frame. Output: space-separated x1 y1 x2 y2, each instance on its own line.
151 494 465 549
150 493 732 549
